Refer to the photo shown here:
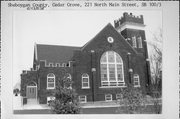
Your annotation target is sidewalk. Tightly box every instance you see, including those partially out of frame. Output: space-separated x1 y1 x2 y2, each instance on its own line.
13 95 162 110
80 101 119 108
13 96 50 110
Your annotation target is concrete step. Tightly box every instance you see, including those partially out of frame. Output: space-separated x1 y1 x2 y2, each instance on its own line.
27 99 38 105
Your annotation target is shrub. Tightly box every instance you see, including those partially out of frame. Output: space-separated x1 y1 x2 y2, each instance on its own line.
50 73 80 114
117 85 146 114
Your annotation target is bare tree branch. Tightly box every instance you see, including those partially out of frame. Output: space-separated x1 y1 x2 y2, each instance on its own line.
148 28 162 83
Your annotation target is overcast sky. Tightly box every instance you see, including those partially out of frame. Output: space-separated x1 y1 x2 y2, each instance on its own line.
13 10 162 88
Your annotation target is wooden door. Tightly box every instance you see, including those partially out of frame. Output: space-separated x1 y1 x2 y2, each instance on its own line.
27 86 36 99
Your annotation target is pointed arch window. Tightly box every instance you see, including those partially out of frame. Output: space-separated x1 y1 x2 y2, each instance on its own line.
132 36 137 48
100 51 125 87
133 74 140 87
137 36 143 48
47 73 55 89
82 73 90 89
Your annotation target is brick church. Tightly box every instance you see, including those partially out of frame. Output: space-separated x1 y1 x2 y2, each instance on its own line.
20 12 151 104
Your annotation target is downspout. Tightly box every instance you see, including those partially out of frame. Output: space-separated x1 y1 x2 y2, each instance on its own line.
127 52 133 84
90 50 95 102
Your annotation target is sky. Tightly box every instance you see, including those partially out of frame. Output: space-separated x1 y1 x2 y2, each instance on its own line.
13 10 162 88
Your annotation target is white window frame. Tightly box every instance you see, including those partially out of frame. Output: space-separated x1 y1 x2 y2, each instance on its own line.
137 36 143 48
79 95 87 103
105 94 112 101
47 73 55 89
107 37 114 43
100 51 125 88
82 73 90 89
133 74 140 87
116 94 122 100
132 36 137 48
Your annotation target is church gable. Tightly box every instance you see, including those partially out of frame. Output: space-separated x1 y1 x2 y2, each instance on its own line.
81 23 137 54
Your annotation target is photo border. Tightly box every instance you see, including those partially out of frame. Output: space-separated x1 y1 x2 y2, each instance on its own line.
1 1 179 119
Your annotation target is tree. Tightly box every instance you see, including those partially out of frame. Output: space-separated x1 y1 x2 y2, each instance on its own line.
148 28 162 94
148 28 162 114
50 73 80 114
116 85 146 114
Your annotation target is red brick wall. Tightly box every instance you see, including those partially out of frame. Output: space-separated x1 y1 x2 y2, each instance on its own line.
20 23 151 104
72 24 150 102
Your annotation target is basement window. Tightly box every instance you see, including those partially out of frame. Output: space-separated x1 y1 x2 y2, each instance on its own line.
79 95 87 103
105 94 112 101
133 74 140 87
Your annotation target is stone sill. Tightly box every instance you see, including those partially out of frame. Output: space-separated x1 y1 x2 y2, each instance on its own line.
99 86 127 88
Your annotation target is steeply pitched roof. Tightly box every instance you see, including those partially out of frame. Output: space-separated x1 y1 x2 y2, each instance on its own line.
36 44 80 64
81 23 137 54
81 23 112 50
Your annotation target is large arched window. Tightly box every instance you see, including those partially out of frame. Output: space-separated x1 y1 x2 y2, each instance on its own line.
82 73 90 89
100 51 125 87
47 73 55 89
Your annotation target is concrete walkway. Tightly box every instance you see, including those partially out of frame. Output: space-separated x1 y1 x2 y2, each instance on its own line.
13 95 161 110
80 101 120 108
13 96 50 110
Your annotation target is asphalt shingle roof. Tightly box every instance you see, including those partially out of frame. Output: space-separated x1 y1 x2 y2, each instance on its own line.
36 44 80 64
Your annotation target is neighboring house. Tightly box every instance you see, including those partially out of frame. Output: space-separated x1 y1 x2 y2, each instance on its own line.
20 12 151 104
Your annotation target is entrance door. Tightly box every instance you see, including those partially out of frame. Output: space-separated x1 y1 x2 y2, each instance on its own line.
26 81 37 99
27 86 36 98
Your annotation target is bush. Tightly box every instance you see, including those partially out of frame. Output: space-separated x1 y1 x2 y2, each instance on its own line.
117 85 146 114
50 73 80 114
150 83 162 114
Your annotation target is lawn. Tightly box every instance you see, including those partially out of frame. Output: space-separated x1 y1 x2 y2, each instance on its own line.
14 105 161 114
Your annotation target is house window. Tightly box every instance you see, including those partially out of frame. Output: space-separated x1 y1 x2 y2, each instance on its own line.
132 36 137 48
105 94 112 101
137 36 143 48
82 73 90 89
133 74 140 87
100 51 125 87
116 94 123 100
79 95 87 103
47 73 55 89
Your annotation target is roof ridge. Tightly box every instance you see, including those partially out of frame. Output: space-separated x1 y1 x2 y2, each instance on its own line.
81 23 113 50
36 43 81 48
